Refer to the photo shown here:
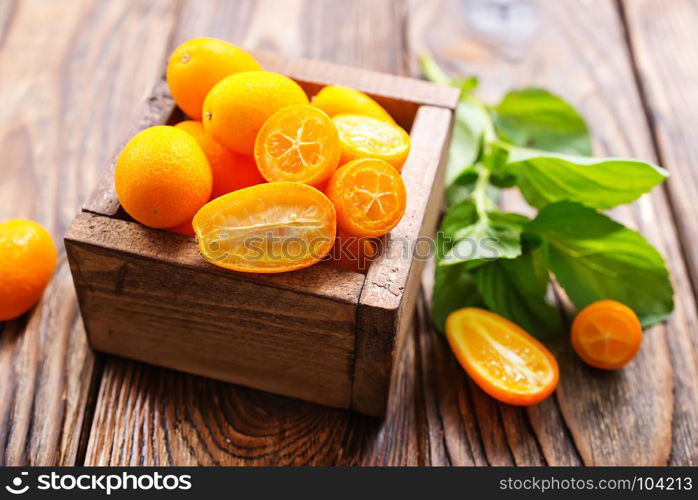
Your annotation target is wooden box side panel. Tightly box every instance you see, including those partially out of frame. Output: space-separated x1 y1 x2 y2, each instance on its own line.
65 214 365 409
351 105 453 416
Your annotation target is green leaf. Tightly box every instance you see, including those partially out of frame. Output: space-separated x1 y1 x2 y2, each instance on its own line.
445 170 478 207
445 95 489 185
475 248 562 339
491 87 592 156
527 201 674 327
506 146 669 209
432 262 483 334
439 209 527 267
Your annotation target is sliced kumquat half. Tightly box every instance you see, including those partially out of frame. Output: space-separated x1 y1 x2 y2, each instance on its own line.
571 300 643 370
193 182 336 273
333 113 410 171
446 308 559 406
326 158 406 238
254 105 340 187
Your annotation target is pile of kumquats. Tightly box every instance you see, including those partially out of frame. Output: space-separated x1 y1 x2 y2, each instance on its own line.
114 37 409 274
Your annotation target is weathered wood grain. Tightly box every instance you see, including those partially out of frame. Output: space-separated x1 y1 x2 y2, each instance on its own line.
84 0 431 465
408 0 698 465
0 0 178 465
621 0 698 465
621 0 698 300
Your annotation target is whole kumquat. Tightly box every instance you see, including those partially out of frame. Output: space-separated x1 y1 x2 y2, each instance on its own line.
254 105 340 187
333 113 410 171
193 182 336 273
326 158 406 238
167 218 195 236
203 71 309 155
327 229 377 274
166 38 261 120
446 308 559 406
175 120 264 199
115 126 212 228
0 220 57 321
571 300 643 370
311 85 395 123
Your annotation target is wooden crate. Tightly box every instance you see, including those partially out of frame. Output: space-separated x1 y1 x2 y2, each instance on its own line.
64 51 458 417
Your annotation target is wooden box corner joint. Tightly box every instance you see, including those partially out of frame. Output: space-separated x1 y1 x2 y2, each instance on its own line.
64 51 458 417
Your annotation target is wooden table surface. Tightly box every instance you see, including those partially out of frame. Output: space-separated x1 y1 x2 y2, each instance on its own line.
1 0 697 466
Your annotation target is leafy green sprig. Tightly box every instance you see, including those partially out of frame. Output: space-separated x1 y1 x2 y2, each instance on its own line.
422 56 673 338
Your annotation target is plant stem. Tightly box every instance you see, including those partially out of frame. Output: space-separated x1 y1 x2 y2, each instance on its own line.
473 166 492 221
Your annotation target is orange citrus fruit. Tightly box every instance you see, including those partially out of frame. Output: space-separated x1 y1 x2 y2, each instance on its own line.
254 105 340 187
310 85 395 123
167 218 195 236
333 113 410 171
571 300 643 370
446 308 559 406
0 220 57 321
166 38 261 120
193 182 336 273
327 229 377 274
115 125 212 228
326 158 406 238
175 120 264 199
203 71 309 155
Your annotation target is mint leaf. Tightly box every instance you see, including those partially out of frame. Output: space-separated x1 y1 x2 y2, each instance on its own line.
445 95 489 185
491 87 592 156
528 201 674 326
475 248 562 339
506 146 669 209
439 207 527 267
446 170 478 207
432 263 483 334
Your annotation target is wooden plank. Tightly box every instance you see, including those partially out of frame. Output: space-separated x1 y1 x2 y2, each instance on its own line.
84 0 428 466
621 0 698 465
408 0 698 465
0 0 178 465
353 105 452 415
621 0 698 299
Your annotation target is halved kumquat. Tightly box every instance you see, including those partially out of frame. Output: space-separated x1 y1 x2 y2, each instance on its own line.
446 308 559 406
193 182 336 273
333 113 410 171
571 300 643 370
326 158 406 238
254 105 340 187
